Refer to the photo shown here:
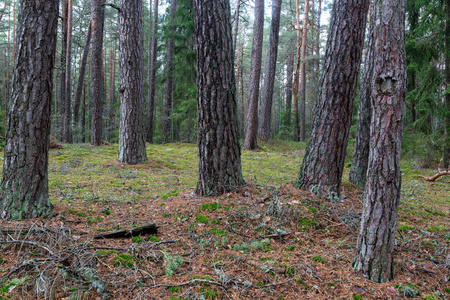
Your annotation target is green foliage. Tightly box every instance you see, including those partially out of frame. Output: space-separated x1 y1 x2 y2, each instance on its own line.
352 295 362 300
149 235 161 242
200 203 220 211
311 256 327 264
398 225 415 231
164 253 183 276
113 253 135 268
195 215 210 224
132 236 142 243
233 238 271 253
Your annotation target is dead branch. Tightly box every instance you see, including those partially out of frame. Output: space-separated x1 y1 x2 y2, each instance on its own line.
419 171 450 182
93 223 158 239
0 240 57 257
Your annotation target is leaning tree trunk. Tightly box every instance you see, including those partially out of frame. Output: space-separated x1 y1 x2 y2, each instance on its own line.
0 0 58 220
299 0 310 142
242 0 264 150
258 0 282 141
194 0 244 196
118 0 147 165
162 0 177 144
296 0 370 198
354 0 406 282
73 21 92 141
349 10 374 189
90 0 105 146
147 0 159 143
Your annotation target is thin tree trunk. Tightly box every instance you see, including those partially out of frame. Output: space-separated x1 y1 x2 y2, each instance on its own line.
292 0 301 142
82 83 86 143
162 0 177 144
74 22 92 138
299 0 309 142
60 0 68 141
444 0 450 169
242 0 264 150
118 0 147 164
1 0 58 220
64 0 73 143
109 38 116 142
349 6 374 189
90 0 105 146
147 0 159 143
233 0 241 54
354 0 406 282
194 0 244 196
258 0 282 141
296 0 370 197
286 53 294 127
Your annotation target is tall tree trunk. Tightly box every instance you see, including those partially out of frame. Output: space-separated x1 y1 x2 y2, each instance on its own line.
315 0 321 77
118 0 147 164
233 0 241 55
90 0 105 146
74 22 92 139
109 38 116 142
299 0 310 142
60 0 68 141
147 0 159 143
194 0 244 196
292 0 301 142
64 0 73 143
444 0 450 169
296 0 370 198
82 83 86 143
258 0 282 141
0 0 58 220
354 0 406 282
242 0 264 150
349 7 374 189
162 0 177 144
286 53 294 127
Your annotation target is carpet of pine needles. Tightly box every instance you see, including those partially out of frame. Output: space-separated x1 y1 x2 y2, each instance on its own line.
0 142 449 300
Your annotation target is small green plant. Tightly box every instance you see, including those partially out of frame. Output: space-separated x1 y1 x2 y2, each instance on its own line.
298 218 316 231
199 287 218 299
311 256 327 264
162 190 179 199
168 286 182 293
353 294 362 300
113 253 135 268
132 236 142 243
102 209 112 215
285 245 295 251
398 225 414 231
77 211 88 217
164 253 183 276
87 216 103 225
427 225 445 233
445 288 450 293
200 203 220 211
97 249 117 257
148 235 161 242
162 213 172 217
116 170 140 179
195 215 210 224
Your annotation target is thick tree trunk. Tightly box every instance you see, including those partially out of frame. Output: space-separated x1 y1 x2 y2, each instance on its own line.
296 0 370 198
258 0 282 141
73 22 92 140
285 53 294 127
162 0 177 144
194 0 244 196
109 38 116 142
147 0 159 143
118 0 147 165
354 0 406 282
299 0 310 142
64 0 73 143
60 0 68 141
349 10 374 189
90 0 105 146
242 0 264 150
0 0 58 220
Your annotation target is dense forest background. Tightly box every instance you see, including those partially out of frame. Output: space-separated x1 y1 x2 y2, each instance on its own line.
0 0 447 167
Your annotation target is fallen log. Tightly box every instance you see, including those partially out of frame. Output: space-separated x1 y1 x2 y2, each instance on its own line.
419 171 450 182
93 223 158 239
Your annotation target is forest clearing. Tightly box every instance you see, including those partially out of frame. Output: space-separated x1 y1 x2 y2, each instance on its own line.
0 141 448 299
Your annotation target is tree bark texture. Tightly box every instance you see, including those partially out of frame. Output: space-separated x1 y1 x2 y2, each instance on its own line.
147 0 159 143
59 0 68 141
242 0 264 150
296 0 369 197
109 38 116 142
0 0 58 220
299 0 310 142
118 0 147 165
292 0 301 142
162 0 177 144
258 0 282 141
349 12 374 189
73 22 92 137
232 0 241 54
90 0 105 146
63 0 73 143
194 0 244 196
285 53 294 127
354 0 406 282
444 0 450 169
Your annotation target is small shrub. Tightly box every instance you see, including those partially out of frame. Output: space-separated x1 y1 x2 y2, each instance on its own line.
113 253 135 268
311 256 327 264
195 215 210 224
149 235 161 242
164 253 183 276
132 236 142 243
353 295 362 300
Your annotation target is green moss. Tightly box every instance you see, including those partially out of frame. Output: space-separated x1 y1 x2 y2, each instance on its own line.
311 256 327 264
113 253 135 268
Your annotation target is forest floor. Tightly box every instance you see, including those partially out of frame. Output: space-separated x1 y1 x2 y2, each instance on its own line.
0 140 449 300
